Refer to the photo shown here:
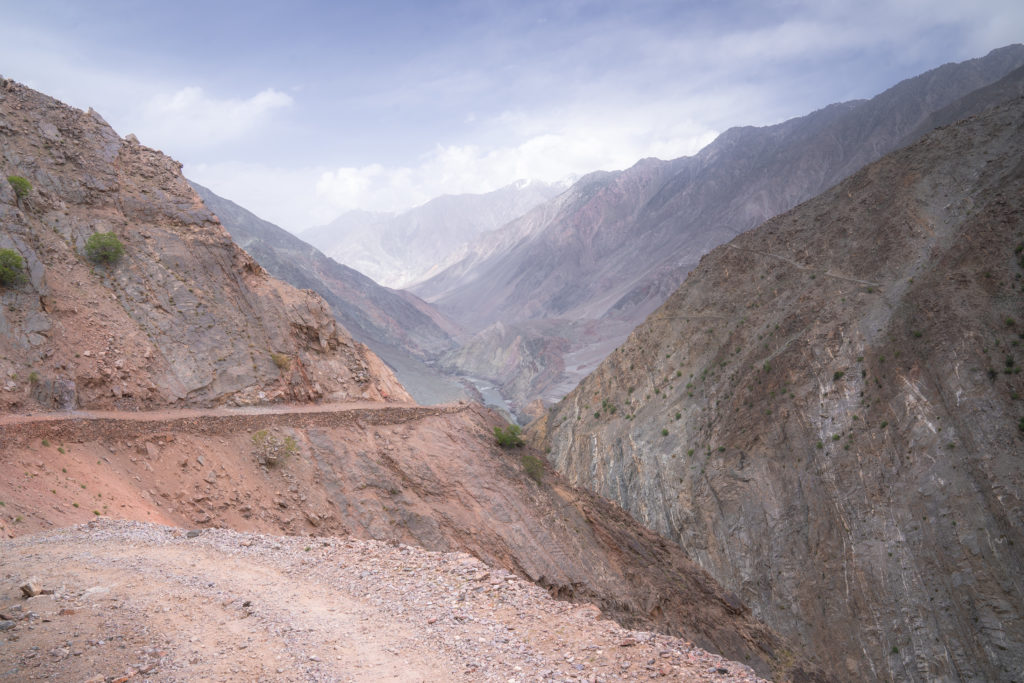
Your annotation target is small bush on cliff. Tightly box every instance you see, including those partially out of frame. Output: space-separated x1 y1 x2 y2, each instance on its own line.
0 248 25 286
251 429 298 468
6 175 31 199
84 232 125 264
494 423 524 448
270 352 291 370
521 454 544 483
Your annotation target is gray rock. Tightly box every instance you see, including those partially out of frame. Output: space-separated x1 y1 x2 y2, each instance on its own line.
540 99 1024 681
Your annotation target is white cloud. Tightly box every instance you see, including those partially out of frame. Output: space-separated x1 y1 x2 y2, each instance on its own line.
314 109 720 214
137 86 292 152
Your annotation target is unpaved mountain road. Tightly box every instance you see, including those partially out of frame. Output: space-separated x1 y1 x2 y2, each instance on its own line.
0 401 470 446
0 521 767 682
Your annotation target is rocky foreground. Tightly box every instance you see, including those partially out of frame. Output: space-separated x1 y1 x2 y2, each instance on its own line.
0 520 767 682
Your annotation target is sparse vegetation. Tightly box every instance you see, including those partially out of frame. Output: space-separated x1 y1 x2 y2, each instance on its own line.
494 423 524 448
251 429 298 467
661 428 669 436
84 232 125 264
270 352 291 370
521 454 544 483
0 248 25 286
6 175 31 199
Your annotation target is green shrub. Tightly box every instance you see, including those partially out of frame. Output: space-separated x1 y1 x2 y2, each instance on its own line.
0 248 24 286
84 232 125 264
6 175 31 199
494 423 524 448
521 454 544 483
251 429 298 467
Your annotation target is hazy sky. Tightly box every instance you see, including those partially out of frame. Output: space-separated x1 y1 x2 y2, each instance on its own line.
1 1 1020 232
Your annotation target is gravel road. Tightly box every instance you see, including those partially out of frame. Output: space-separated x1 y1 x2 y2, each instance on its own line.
1 520 768 682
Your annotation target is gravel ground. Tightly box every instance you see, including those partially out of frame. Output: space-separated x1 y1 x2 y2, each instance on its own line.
0 520 769 682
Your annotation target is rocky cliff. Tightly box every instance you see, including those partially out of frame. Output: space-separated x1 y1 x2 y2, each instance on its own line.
417 45 1024 416
190 181 469 405
535 98 1024 680
0 78 408 410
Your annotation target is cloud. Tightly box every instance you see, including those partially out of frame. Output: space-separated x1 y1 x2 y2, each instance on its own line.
137 86 293 152
314 108 720 214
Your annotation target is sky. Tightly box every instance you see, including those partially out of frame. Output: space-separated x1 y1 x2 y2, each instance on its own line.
1 0 1021 232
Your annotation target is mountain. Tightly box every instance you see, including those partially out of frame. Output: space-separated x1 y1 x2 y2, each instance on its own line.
0 78 408 410
533 97 1024 681
415 45 1024 417
301 179 567 289
189 182 470 405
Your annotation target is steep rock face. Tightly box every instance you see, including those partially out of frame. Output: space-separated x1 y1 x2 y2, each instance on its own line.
416 45 1024 413
190 182 468 405
302 179 566 289
536 100 1024 681
0 79 409 410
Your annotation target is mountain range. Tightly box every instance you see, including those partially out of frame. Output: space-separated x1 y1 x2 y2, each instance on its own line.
189 181 471 405
0 75 830 681
301 179 567 289
5 43 1024 683
413 45 1024 418
533 93 1024 681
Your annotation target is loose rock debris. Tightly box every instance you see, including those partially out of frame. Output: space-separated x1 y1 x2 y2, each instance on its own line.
0 520 767 682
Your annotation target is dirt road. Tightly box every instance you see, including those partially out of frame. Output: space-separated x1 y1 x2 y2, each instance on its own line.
0 401 470 447
1 520 766 682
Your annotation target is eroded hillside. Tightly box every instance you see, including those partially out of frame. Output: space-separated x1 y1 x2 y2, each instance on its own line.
0 78 407 411
0 402 825 680
536 99 1024 680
